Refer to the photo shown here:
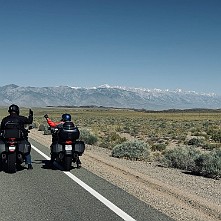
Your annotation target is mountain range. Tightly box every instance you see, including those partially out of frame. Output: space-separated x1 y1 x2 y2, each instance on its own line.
0 84 220 110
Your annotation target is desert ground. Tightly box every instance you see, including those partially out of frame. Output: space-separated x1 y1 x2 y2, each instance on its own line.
29 129 221 221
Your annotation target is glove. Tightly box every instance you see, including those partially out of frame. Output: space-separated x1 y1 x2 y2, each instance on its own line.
44 114 49 119
29 109 33 116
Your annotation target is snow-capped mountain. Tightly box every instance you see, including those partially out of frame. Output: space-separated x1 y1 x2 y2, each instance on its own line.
0 84 220 110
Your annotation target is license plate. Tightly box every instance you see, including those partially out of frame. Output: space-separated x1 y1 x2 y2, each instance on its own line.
65 145 72 151
9 146 16 151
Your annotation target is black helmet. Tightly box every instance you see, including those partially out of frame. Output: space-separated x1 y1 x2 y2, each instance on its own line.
8 104 20 115
61 113 71 122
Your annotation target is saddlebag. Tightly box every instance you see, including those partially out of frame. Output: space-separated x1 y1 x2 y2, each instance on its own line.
18 140 31 154
51 142 63 153
0 140 6 154
74 141 85 156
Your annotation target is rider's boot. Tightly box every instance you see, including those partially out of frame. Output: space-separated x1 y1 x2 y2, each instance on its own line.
27 164 33 170
76 158 81 168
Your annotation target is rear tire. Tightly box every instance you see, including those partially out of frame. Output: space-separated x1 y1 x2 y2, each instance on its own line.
7 152 16 173
50 153 56 162
63 155 72 171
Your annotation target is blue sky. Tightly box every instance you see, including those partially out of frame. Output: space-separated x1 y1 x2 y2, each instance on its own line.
0 0 221 94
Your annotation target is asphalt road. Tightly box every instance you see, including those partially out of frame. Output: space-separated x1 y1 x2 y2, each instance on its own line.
0 138 174 221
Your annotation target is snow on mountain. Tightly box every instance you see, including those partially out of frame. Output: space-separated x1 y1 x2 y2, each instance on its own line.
0 84 220 110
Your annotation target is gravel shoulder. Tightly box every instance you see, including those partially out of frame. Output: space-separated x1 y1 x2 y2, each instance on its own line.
29 129 221 221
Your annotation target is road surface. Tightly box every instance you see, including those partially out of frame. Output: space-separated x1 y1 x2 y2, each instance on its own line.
0 138 174 221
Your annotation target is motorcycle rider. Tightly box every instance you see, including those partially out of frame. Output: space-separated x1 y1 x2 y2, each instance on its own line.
44 113 81 166
44 113 71 128
0 104 34 170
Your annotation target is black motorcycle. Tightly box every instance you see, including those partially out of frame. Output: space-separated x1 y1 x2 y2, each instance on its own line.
0 122 32 173
50 122 85 171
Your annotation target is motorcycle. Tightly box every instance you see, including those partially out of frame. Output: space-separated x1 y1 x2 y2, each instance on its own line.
0 122 32 173
50 121 85 171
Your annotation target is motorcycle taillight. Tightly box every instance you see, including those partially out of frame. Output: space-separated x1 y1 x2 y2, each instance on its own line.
65 140 72 145
8 138 17 152
9 141 15 145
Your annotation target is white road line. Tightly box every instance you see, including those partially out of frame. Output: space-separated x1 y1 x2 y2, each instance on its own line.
31 144 136 221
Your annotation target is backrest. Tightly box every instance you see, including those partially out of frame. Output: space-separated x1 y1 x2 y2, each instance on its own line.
58 122 80 142
63 121 75 130
2 122 22 139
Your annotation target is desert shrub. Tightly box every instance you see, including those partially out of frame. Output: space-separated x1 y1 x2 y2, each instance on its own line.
201 143 221 150
176 134 187 142
30 122 37 128
123 125 130 133
38 124 46 131
161 146 201 171
100 132 127 149
150 151 163 161
211 130 221 143
206 128 216 136
185 136 205 147
80 128 98 145
43 127 52 135
129 127 139 136
193 149 221 179
158 122 166 128
187 137 202 146
162 146 221 179
115 125 123 132
111 140 150 160
151 143 167 152
192 131 208 139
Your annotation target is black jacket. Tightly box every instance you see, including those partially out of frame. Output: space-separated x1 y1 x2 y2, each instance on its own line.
0 113 33 137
